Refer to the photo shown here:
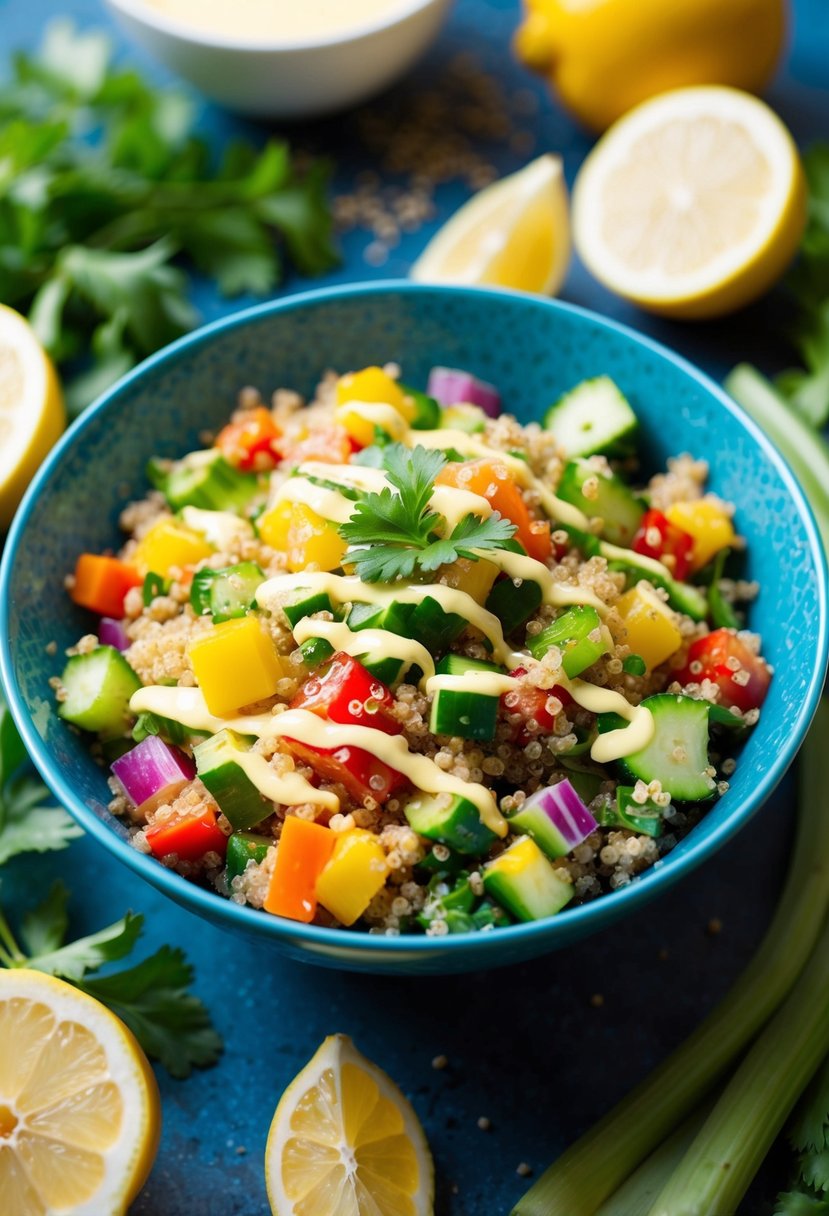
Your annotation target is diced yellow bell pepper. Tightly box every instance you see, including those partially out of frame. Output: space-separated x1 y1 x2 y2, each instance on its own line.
664 500 735 571
336 366 414 421
257 502 347 573
439 557 499 603
131 519 213 578
616 583 682 671
334 401 410 448
315 829 389 926
188 616 284 716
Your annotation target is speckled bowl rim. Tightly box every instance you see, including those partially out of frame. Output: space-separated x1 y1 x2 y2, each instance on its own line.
2 281 827 963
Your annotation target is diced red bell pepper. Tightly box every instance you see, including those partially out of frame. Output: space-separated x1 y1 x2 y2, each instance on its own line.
674 628 771 712
283 426 356 465
215 407 282 471
282 738 408 807
632 509 695 581
291 653 402 736
145 807 228 861
500 666 573 742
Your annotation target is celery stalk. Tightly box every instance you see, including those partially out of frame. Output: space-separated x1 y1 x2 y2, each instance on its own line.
724 364 829 553
512 700 829 1216
647 917 829 1216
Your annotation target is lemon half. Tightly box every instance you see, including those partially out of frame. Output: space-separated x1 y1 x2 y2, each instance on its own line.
0 305 65 531
265 1034 434 1216
0 969 160 1216
572 87 806 319
411 153 570 296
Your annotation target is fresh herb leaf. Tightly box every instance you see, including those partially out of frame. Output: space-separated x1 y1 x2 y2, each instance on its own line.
802 1149 829 1195
776 1193 829 1215
340 444 517 582
20 880 69 957
78 946 224 1078
791 1057 829 1155
0 774 81 865
25 910 143 981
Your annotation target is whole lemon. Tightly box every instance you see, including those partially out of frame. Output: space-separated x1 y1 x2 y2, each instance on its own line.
515 0 786 133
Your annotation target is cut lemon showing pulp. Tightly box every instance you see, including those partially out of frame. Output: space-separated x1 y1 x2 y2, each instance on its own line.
0 970 160 1216
266 1034 434 1216
411 153 570 295
572 87 806 319
0 304 65 531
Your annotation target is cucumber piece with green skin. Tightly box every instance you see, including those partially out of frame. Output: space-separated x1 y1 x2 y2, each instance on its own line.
598 693 714 802
226 831 272 883
194 729 267 830
542 376 639 458
485 576 543 636
483 837 574 921
400 384 441 430
150 450 260 513
527 604 611 677
347 600 415 637
557 458 645 547
283 590 334 629
615 786 664 837
404 791 497 855
299 638 335 669
604 555 709 622
429 654 504 741
190 561 264 623
58 646 141 737
417 845 465 876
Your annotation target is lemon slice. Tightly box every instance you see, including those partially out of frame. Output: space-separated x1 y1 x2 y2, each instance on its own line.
265 1034 434 1216
411 154 570 295
0 970 160 1216
0 304 65 531
572 86 806 319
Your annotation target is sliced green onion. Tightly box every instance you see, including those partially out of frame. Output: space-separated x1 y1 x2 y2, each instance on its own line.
513 700 829 1216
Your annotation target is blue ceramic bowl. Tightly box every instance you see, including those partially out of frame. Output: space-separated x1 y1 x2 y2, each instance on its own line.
1 282 827 974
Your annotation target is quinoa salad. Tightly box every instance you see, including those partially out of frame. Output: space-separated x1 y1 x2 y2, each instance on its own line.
54 365 772 935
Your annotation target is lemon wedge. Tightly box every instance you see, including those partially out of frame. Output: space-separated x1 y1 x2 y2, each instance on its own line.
572 86 806 319
0 969 160 1215
0 304 65 531
265 1034 434 1216
411 154 570 295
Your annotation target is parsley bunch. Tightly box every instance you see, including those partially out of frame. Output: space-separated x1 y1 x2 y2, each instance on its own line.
776 1057 829 1215
0 691 222 1077
0 21 337 414
339 444 517 582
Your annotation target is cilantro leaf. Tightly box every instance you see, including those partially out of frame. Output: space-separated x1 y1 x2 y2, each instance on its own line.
791 1057 829 1155
802 1149 829 1195
20 881 70 957
78 946 223 1078
340 444 517 582
775 1193 829 1215
26 910 143 981
0 774 82 865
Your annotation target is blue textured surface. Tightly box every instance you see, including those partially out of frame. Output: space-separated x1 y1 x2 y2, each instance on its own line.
0 0 827 1211
2 282 828 978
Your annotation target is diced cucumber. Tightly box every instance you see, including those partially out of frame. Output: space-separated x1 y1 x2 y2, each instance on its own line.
605 554 708 621
226 831 272 883
347 600 415 637
409 596 465 653
400 384 442 430
355 653 407 687
598 693 714 802
417 845 465 876
299 638 335 669
190 561 264 623
417 872 476 932
404 791 497 855
615 786 664 837
283 590 334 629
132 711 208 747
542 376 638 458
527 604 610 677
429 654 503 741
58 646 142 737
557 458 645 547
483 837 574 921
193 729 267 830
149 449 260 513
485 576 543 636
441 404 487 433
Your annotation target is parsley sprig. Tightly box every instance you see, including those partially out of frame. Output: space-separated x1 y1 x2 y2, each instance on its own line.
339 444 517 583
776 1057 829 1215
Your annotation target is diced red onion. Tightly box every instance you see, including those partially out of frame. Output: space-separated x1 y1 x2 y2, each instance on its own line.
112 737 196 814
525 778 597 850
99 617 129 651
426 366 501 417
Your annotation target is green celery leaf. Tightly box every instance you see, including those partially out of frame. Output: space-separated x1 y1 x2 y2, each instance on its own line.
27 911 143 981
77 945 223 1077
0 775 82 865
20 881 69 957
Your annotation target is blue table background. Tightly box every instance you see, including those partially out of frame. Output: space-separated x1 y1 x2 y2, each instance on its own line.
1 0 828 1212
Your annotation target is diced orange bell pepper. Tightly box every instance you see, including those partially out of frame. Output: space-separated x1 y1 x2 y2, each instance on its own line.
436 459 553 563
264 815 336 922
145 807 227 861
70 554 142 618
215 407 282 472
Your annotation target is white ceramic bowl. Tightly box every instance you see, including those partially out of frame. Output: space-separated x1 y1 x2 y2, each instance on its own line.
105 0 453 119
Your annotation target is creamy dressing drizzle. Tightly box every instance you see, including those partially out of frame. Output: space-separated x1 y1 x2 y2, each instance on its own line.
341 402 409 439
291 618 436 686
